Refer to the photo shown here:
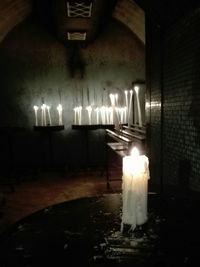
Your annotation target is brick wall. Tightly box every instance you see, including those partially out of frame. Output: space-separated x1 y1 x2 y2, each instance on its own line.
148 7 200 192
145 18 163 189
163 8 200 191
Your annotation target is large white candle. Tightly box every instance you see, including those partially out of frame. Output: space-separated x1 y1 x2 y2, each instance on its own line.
121 147 150 232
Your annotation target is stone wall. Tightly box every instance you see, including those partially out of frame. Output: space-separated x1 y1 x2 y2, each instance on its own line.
0 17 145 172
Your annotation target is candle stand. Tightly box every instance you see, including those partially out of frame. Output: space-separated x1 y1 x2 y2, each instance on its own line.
34 125 64 170
72 124 114 171
0 127 25 192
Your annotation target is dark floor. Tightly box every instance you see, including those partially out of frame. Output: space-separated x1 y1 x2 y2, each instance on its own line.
0 168 122 233
0 169 200 266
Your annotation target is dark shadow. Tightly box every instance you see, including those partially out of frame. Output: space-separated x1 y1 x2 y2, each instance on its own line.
178 159 191 194
67 46 86 78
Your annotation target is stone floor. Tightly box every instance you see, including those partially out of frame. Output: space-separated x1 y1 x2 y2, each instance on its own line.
1 169 200 266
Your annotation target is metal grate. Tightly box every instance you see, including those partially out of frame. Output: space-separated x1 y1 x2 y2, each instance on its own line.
66 2 92 18
67 31 87 40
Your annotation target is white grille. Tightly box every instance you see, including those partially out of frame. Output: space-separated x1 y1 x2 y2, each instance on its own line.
66 2 92 18
67 32 87 40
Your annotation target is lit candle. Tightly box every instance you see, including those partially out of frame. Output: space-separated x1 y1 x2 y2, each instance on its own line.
86 105 92 125
118 107 123 125
74 107 78 124
115 93 119 107
128 90 133 128
109 93 115 106
78 106 82 125
108 107 113 124
121 147 150 232
33 105 39 126
100 106 106 124
124 90 128 123
57 104 63 125
95 107 99 124
123 107 127 124
109 93 119 129
105 106 109 124
41 104 47 126
134 86 142 126
46 105 52 126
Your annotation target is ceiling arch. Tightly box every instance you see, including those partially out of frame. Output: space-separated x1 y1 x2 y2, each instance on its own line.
0 0 145 45
0 0 32 42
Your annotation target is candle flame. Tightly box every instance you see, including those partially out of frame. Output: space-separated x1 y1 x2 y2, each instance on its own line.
130 147 139 157
134 86 139 94
57 104 63 112
86 105 92 112
33 105 38 111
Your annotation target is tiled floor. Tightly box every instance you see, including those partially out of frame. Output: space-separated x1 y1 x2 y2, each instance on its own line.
0 169 122 234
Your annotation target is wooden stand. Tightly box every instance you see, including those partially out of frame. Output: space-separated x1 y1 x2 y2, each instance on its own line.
105 124 147 189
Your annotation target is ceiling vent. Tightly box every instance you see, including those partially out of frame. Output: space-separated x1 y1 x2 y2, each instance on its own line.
66 2 92 18
67 31 87 40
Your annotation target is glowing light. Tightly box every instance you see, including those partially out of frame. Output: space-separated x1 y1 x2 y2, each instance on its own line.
33 105 39 126
57 104 63 125
41 104 47 126
86 105 92 125
121 146 150 232
46 105 52 126
134 85 139 94
130 146 139 157
128 90 133 128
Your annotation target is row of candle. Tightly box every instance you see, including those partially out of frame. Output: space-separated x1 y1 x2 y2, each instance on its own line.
73 105 127 125
33 86 142 127
33 104 63 126
73 86 142 127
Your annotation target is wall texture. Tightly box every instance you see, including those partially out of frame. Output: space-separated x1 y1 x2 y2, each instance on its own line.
148 7 200 192
163 8 200 191
145 18 163 189
0 17 145 172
